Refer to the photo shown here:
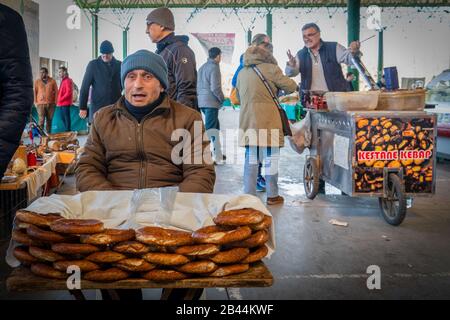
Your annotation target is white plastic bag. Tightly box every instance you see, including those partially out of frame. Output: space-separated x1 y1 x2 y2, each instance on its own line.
288 111 312 154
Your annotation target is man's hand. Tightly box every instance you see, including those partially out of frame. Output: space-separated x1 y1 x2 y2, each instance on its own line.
349 41 360 54
79 109 87 119
286 49 296 67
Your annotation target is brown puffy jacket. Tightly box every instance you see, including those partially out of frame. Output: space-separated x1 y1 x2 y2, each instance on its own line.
76 95 215 193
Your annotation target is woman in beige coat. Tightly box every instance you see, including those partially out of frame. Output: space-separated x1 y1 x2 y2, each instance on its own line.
236 43 297 205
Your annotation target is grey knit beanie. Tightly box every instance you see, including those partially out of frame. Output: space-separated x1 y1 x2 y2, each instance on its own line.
121 50 169 89
146 7 175 30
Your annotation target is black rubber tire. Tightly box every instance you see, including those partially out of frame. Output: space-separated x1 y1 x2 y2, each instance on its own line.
379 173 407 226
304 157 320 200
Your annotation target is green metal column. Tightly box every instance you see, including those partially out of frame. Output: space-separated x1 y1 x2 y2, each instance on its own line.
377 29 384 83
347 0 360 91
247 29 252 46
123 27 129 59
92 12 99 59
266 11 273 41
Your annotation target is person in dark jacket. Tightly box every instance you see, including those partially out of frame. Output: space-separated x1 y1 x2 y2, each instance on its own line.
0 4 33 180
198 47 225 163
79 40 122 123
146 7 198 110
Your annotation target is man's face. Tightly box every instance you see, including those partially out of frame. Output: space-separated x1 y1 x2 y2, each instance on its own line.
124 69 164 107
146 23 164 43
302 27 321 49
58 69 65 78
40 69 48 80
101 54 113 63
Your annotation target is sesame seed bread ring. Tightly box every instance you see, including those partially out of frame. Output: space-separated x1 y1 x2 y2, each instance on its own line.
136 227 194 246
50 219 104 234
208 264 250 277
53 260 101 273
213 208 265 226
27 225 76 243
142 252 190 266
192 225 252 245
174 244 220 257
142 269 188 281
112 241 150 255
13 246 38 265
228 230 269 248
31 263 67 279
15 210 63 228
85 251 127 263
83 268 129 282
249 215 272 231
240 245 269 264
176 261 218 274
51 243 100 255
80 229 135 245
29 246 65 262
210 247 250 264
113 258 156 272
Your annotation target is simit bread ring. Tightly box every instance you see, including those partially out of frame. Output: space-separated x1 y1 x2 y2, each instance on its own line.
176 261 218 274
174 244 220 257
208 264 250 277
29 246 65 262
248 215 272 231
240 245 269 263
83 268 129 282
27 225 77 243
50 219 104 234
112 241 150 255
53 260 101 272
228 230 269 248
142 269 188 281
13 246 38 265
136 227 194 246
14 220 32 230
85 251 127 263
210 247 250 264
213 208 265 226
12 229 45 247
142 252 190 266
113 258 156 272
80 229 135 245
31 263 67 279
52 243 100 255
15 210 63 228
192 225 252 245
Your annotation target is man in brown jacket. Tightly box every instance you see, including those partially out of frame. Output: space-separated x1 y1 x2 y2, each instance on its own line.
34 67 58 133
76 49 215 193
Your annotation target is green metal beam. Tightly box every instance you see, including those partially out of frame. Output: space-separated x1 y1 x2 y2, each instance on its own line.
348 0 360 91
266 11 272 41
247 29 252 46
92 12 99 59
378 29 384 83
123 27 129 59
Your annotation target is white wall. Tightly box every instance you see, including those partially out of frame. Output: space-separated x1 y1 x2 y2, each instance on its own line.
35 0 450 92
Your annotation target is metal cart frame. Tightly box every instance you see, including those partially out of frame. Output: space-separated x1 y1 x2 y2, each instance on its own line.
303 110 437 226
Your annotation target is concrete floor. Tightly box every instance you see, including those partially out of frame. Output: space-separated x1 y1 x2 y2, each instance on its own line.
1 108 450 299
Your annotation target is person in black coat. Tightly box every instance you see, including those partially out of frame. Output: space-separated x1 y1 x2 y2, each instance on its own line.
0 4 33 180
78 40 122 123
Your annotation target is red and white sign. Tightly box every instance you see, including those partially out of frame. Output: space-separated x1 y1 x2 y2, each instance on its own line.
357 150 432 161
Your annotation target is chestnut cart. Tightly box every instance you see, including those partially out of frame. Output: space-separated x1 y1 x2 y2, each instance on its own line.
303 110 437 226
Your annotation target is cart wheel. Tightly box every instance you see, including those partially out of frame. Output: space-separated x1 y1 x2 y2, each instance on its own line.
303 157 320 199
379 173 407 226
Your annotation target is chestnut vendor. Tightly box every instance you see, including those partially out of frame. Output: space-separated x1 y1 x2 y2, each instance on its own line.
76 50 215 193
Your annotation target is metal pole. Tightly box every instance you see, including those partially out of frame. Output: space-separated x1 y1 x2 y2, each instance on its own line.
347 0 360 91
247 29 252 46
377 29 384 83
123 28 129 59
92 12 98 59
266 11 273 41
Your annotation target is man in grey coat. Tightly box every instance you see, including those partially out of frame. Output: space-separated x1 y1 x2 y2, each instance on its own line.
197 47 225 163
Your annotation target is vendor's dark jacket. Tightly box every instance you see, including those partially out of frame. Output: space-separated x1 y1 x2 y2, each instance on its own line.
0 4 33 179
75 95 215 193
296 41 349 93
78 56 122 123
156 33 198 110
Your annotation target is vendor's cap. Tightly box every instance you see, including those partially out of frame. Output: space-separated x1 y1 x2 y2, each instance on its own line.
146 7 175 30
